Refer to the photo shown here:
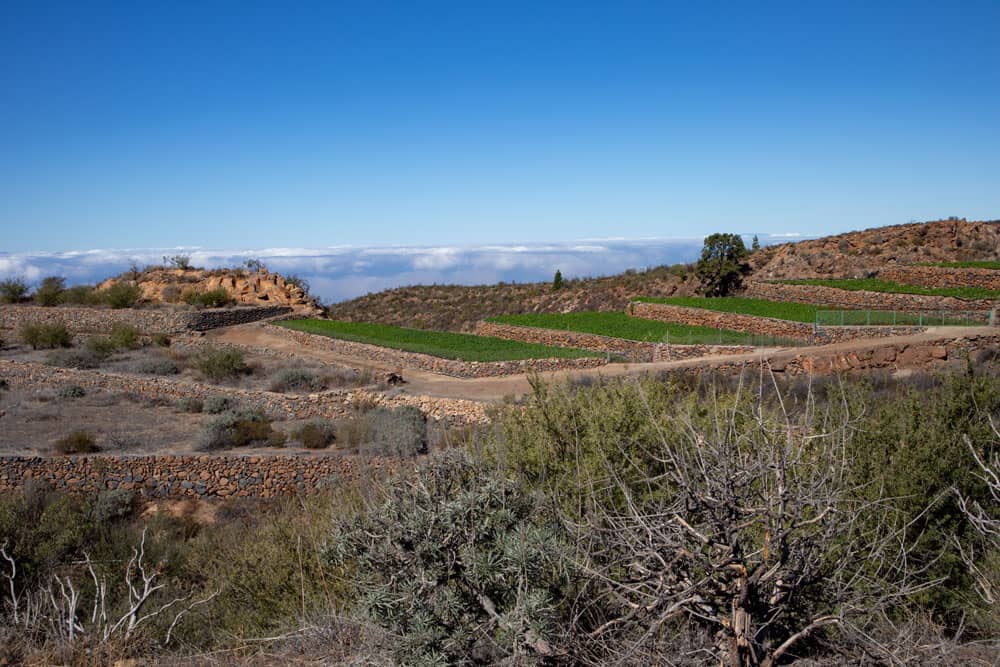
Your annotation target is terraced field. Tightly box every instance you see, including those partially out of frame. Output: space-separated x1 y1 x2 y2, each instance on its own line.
487 311 762 345
920 261 1000 270
276 319 600 361
778 278 1000 300
633 296 819 323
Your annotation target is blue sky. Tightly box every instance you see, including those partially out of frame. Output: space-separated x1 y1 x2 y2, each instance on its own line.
1 1 999 256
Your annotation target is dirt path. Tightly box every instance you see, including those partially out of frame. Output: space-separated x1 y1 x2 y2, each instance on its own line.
205 324 999 403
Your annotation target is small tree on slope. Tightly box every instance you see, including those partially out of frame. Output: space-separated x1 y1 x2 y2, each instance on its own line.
696 233 751 296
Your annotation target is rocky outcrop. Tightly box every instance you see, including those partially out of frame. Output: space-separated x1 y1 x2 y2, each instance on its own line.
99 268 323 314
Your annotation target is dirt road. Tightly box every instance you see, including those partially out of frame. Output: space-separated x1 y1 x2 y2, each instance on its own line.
206 324 998 402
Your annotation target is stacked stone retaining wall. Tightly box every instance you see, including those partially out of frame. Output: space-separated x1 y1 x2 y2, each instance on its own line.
0 454 402 498
476 321 756 362
744 281 995 314
879 265 1000 292
0 360 490 425
270 325 607 378
0 305 292 335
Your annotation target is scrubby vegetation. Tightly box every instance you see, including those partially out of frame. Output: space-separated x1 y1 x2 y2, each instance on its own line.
181 287 234 308
3 369 1000 664
293 419 338 449
196 408 286 450
191 346 251 382
780 277 1000 299
20 322 72 349
100 281 143 308
52 430 100 454
269 367 325 392
0 276 29 303
277 319 601 361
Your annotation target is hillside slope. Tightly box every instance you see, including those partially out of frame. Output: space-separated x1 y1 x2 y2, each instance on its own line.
328 218 1000 331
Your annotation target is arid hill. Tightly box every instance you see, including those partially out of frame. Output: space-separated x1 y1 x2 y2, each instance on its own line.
327 266 701 332
329 218 1000 331
751 218 1000 279
100 267 323 314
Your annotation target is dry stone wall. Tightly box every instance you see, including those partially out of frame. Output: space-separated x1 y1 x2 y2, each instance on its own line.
271 325 607 378
879 265 1000 292
0 305 291 335
0 454 402 498
744 281 995 314
476 321 756 362
0 360 490 425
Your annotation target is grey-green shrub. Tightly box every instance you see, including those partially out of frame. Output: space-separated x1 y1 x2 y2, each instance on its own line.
108 322 141 349
57 385 86 399
269 368 324 393
365 406 427 457
0 277 29 303
92 488 134 522
182 288 233 308
85 335 117 357
176 397 204 413
192 347 250 382
293 419 337 449
203 395 238 414
197 409 285 451
33 276 65 306
45 349 104 369
132 358 180 375
101 281 142 308
325 450 572 665
60 284 99 305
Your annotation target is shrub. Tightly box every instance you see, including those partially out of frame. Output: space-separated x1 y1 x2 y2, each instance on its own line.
101 281 142 308
0 276 29 303
57 385 86 399
60 284 98 305
294 420 337 449
108 322 141 349
284 274 310 294
269 368 324 392
165 254 193 270
152 333 171 347
45 349 104 369
197 409 285 451
132 358 180 375
176 397 204 413
325 451 572 665
20 322 72 349
92 488 135 522
53 431 100 454
192 347 250 382
338 413 374 447
33 276 65 306
203 395 238 414
84 335 117 357
365 406 428 457
182 288 234 308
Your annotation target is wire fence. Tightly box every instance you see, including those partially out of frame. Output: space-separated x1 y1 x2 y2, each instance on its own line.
815 310 993 327
657 332 810 347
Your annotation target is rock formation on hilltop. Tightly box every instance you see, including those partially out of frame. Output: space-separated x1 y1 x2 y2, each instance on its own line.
99 267 324 315
751 218 1000 280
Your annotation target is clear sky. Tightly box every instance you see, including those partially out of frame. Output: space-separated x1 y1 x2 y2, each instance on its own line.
2 1 999 253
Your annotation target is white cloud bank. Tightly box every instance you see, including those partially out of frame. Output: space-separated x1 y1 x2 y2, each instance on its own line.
0 235 793 304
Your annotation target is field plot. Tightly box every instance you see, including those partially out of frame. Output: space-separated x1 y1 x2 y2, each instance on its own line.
633 296 819 323
778 278 1000 300
488 311 762 345
276 319 600 361
920 261 1000 270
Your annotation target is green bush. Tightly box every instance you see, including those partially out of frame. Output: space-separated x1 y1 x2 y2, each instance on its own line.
33 276 65 306
56 385 86 399
197 409 285 451
0 276 29 303
108 322 141 349
337 413 374 447
192 347 250 383
53 431 100 454
92 488 135 522
325 450 573 665
182 287 234 308
152 333 171 347
60 284 99 305
20 322 72 349
101 281 142 308
85 335 118 357
294 419 337 449
269 368 324 392
203 395 238 414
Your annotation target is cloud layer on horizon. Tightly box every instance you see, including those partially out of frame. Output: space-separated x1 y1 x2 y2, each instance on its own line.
0 236 792 304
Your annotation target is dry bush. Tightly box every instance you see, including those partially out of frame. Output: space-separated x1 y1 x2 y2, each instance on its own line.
53 431 100 454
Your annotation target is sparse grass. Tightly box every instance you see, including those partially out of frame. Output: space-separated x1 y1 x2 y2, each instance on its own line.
488 311 761 345
276 319 601 361
778 278 1000 300
633 296 819 323
920 260 1000 270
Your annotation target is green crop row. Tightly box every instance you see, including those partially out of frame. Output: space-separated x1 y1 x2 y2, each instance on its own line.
633 296 819 323
778 278 1000 300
